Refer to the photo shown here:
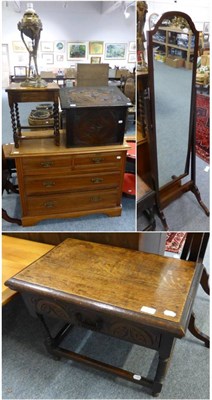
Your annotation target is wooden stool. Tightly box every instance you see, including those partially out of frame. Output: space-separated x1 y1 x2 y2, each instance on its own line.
137 175 156 230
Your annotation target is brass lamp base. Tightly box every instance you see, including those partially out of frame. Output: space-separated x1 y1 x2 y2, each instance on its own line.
20 76 47 88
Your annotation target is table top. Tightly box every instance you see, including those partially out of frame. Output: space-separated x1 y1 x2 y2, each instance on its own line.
3 132 130 158
5 82 60 92
60 86 132 109
2 235 54 305
5 238 201 337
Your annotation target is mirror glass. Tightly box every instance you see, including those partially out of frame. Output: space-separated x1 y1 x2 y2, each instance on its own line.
151 15 196 188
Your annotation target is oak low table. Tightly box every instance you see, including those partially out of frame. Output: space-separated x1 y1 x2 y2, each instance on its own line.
5 238 207 396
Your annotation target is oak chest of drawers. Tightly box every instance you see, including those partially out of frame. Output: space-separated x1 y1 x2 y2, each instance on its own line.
7 135 129 226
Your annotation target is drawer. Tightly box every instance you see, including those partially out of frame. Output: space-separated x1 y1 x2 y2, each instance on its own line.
73 152 125 171
26 189 120 216
23 293 161 351
21 156 72 176
24 172 121 195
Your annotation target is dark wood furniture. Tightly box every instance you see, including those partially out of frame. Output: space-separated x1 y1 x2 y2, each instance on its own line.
137 176 156 230
3 134 129 226
5 236 209 397
5 83 60 148
60 86 131 147
2 147 21 226
145 11 209 229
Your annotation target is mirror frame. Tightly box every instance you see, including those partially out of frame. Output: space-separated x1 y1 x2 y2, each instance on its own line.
148 11 199 189
145 11 209 229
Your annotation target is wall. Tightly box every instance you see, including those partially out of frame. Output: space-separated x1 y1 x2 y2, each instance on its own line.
2 1 136 74
145 0 210 30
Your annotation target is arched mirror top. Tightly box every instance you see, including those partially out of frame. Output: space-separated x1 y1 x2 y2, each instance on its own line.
150 11 198 36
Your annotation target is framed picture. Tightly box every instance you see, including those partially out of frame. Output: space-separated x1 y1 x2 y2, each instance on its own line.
56 54 64 62
54 41 65 52
128 53 136 63
129 41 136 52
90 56 101 64
67 42 87 60
41 53 54 64
12 41 27 52
203 22 209 33
105 43 126 59
89 41 104 55
14 66 27 77
40 41 54 52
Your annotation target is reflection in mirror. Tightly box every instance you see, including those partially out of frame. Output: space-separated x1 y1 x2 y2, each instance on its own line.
152 17 194 187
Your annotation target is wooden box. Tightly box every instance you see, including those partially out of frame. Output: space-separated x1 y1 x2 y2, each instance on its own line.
60 86 132 147
166 56 185 68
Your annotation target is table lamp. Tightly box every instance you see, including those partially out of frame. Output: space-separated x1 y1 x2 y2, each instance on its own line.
18 2 47 87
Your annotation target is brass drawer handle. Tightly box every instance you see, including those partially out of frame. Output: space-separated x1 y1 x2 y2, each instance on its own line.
44 201 56 208
90 196 102 202
75 312 102 330
91 177 103 184
40 161 54 168
43 181 56 188
92 157 104 164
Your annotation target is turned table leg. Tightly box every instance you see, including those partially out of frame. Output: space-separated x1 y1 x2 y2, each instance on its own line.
53 101 60 146
152 335 175 397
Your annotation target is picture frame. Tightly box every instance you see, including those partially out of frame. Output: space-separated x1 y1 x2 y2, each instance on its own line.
203 22 210 33
56 54 64 62
12 41 27 52
40 41 54 52
14 66 27 77
67 42 87 60
89 41 104 55
54 41 65 52
129 41 136 52
90 56 101 64
105 43 126 59
41 53 54 64
128 53 136 63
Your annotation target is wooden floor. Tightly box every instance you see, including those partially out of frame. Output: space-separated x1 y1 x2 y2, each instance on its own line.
2 235 54 305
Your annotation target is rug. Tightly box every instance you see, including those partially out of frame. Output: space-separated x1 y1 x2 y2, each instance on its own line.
165 232 187 254
195 94 210 163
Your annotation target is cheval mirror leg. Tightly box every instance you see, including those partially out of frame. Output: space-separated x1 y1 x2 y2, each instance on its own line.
181 233 210 347
191 184 210 217
188 312 209 348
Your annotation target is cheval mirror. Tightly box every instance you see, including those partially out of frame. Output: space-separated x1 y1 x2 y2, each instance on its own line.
145 11 209 229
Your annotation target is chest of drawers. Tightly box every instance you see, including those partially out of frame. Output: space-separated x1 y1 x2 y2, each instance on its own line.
8 135 129 226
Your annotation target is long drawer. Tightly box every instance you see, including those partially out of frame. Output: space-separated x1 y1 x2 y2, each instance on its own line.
25 189 120 216
24 172 121 195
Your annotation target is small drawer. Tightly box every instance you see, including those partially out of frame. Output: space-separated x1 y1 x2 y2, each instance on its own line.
24 172 121 195
26 189 120 216
22 156 72 176
73 152 124 171
23 294 161 350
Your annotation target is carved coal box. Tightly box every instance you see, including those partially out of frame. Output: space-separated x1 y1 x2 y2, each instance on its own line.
59 86 132 147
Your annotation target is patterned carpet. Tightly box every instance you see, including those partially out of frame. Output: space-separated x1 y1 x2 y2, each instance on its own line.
196 94 210 163
165 232 187 253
